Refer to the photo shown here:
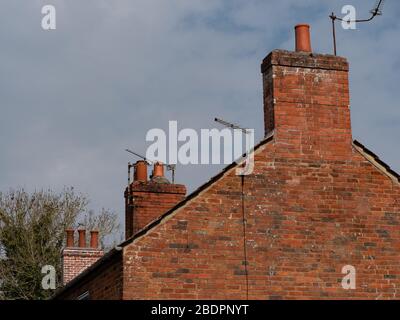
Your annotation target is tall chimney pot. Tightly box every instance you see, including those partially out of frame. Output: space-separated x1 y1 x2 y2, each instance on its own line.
78 229 86 248
134 160 148 182
295 24 312 52
153 162 164 177
90 230 99 249
66 229 74 248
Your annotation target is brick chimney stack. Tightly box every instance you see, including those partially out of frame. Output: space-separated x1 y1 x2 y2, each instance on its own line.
124 161 186 239
261 24 351 160
62 229 103 285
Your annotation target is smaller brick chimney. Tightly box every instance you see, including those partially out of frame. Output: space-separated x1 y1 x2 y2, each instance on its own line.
62 229 103 285
125 161 186 239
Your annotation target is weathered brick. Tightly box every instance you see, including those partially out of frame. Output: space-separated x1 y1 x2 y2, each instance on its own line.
56 45 400 301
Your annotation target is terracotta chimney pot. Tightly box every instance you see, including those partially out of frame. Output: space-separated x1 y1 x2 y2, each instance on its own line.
134 160 148 182
78 229 86 248
153 162 164 177
295 24 312 52
90 230 99 249
66 229 74 248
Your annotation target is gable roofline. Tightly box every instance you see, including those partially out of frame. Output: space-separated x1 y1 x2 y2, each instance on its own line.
52 133 274 299
119 132 274 248
353 140 400 184
53 136 399 299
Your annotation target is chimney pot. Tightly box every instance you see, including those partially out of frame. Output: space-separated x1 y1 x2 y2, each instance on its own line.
134 160 148 182
66 229 74 248
153 162 164 177
78 229 86 248
90 230 99 249
295 24 312 52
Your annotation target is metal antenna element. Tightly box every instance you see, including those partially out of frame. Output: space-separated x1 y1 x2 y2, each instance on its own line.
125 149 177 183
125 149 153 165
128 161 132 185
329 0 385 55
166 164 176 184
214 117 250 134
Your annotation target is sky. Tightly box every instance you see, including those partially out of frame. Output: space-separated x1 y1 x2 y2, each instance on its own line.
0 0 399 236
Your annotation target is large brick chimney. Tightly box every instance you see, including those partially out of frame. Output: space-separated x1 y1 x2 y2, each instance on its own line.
261 24 351 160
62 229 103 285
124 161 186 239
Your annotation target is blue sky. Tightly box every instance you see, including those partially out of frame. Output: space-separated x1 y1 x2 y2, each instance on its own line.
0 0 399 235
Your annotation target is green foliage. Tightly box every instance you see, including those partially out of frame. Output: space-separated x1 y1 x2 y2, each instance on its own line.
0 188 120 300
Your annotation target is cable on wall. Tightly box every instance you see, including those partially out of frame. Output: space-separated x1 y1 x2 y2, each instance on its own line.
241 174 249 300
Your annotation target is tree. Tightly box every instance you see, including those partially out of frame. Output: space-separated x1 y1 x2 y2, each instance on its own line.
0 187 120 300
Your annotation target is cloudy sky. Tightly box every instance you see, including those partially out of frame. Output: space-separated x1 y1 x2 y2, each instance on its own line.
1 0 399 234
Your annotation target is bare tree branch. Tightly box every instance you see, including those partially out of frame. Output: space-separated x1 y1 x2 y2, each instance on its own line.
0 187 121 300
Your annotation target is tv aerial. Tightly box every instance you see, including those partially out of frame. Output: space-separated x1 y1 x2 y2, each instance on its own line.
329 0 386 55
125 149 177 183
125 149 153 165
214 117 251 135
214 117 255 176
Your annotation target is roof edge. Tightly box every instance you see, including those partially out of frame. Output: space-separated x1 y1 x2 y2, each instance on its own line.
52 133 274 299
353 140 400 184
119 132 274 248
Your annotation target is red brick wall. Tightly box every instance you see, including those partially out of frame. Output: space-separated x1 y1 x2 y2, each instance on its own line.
119 51 400 299
125 181 186 239
120 142 400 299
57 251 123 300
57 49 400 300
62 248 103 285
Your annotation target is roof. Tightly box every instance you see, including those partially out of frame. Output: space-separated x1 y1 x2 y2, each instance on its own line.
353 140 400 183
53 136 400 298
52 133 274 299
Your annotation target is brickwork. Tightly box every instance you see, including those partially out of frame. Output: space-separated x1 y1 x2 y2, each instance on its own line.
57 251 123 300
62 248 103 285
120 146 400 299
119 50 400 299
56 49 400 300
262 50 352 159
125 181 186 239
